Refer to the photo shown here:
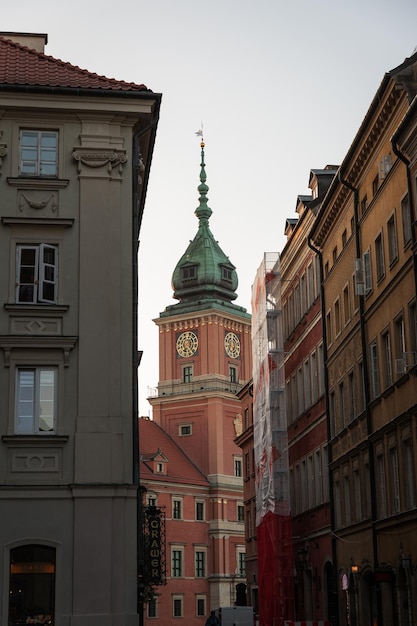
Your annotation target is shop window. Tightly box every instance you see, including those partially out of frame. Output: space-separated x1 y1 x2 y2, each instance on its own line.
9 544 55 626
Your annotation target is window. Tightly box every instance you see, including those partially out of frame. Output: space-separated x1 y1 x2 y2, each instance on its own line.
234 457 242 477
376 450 387 519
221 266 233 281
196 597 206 617
348 371 355 422
183 365 193 383
237 503 244 522
229 366 237 383
372 174 379 196
15 367 57 434
335 298 341 336
387 215 398 265
360 195 368 215
389 446 400 514
326 310 332 345
181 265 197 281
173 596 183 617
339 382 345 429
370 341 380 399
245 452 250 478
343 285 350 325
394 315 406 376
307 263 314 308
375 232 385 281
403 437 416 509
20 130 58 177
9 545 55 626
409 300 417 355
363 250 372 295
353 465 361 522
244 408 249 429
16 244 58 304
311 351 318 404
195 550 205 577
156 462 164 473
401 194 412 247
147 599 157 618
303 359 311 409
179 424 192 436
381 330 393 389
332 246 338 264
171 549 183 577
196 500 205 521
342 229 347 247
172 499 182 520
238 550 246 577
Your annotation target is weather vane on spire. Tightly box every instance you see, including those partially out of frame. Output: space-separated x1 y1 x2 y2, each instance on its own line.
195 123 204 147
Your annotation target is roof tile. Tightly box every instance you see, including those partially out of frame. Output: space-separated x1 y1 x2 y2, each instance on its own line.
0 35 149 91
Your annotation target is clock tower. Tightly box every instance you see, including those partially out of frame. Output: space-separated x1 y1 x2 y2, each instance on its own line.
149 139 252 610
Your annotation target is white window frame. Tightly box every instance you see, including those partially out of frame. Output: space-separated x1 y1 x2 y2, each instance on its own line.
234 456 242 477
172 595 183 617
179 423 192 436
363 249 372 295
196 596 206 617
171 547 184 578
16 244 58 304
237 547 246 576
194 548 206 578
19 130 58 177
172 497 183 520
15 367 57 434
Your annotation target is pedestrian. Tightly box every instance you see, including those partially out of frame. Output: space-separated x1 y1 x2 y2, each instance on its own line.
205 610 220 626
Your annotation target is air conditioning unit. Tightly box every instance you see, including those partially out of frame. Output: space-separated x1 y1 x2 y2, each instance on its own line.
354 258 364 296
378 154 392 180
395 352 417 375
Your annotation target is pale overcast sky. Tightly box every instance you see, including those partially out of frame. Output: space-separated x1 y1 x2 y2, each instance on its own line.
3 0 417 415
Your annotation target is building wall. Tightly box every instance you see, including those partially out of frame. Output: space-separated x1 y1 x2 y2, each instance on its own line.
0 39 160 626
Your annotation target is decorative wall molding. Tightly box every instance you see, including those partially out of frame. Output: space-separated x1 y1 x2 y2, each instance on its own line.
72 148 128 175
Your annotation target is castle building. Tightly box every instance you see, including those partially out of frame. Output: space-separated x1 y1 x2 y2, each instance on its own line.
147 139 252 621
0 32 161 626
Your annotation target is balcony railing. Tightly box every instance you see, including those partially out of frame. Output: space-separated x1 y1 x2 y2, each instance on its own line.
147 377 243 399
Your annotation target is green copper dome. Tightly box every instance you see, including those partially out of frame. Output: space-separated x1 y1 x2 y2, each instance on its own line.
161 140 248 318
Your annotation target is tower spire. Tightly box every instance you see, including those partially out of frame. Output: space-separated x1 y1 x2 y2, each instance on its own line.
195 127 212 221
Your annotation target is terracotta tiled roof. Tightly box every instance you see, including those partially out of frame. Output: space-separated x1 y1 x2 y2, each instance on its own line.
0 35 149 92
139 418 209 486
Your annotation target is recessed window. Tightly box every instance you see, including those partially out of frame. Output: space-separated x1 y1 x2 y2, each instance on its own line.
196 597 206 617
237 504 244 522
179 424 192 436
9 545 55 626
234 457 242 477
172 498 182 520
183 365 193 383
237 550 246 576
375 232 385 282
20 130 58 177
181 265 197 281
195 550 206 577
401 194 412 247
171 550 183 578
196 500 205 521
221 266 233 282
173 596 183 617
16 244 58 304
387 215 398 265
15 367 57 434
156 462 164 473
229 366 237 383
147 598 157 618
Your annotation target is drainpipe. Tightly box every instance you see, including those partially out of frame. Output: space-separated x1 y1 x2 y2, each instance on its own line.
307 235 339 626
337 170 381 625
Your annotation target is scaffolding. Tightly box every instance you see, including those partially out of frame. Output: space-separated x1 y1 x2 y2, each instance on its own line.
251 253 294 626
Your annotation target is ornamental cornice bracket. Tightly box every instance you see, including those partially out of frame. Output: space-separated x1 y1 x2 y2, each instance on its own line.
0 143 8 175
72 148 128 175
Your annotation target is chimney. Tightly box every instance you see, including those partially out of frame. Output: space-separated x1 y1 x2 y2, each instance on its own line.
0 32 48 53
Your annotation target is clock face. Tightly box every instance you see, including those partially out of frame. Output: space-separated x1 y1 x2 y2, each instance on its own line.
224 332 241 358
176 331 198 358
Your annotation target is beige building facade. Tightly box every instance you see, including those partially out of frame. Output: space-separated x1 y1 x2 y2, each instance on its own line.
310 52 417 626
0 32 161 626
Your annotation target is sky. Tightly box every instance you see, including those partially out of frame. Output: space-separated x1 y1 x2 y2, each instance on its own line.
3 0 417 415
